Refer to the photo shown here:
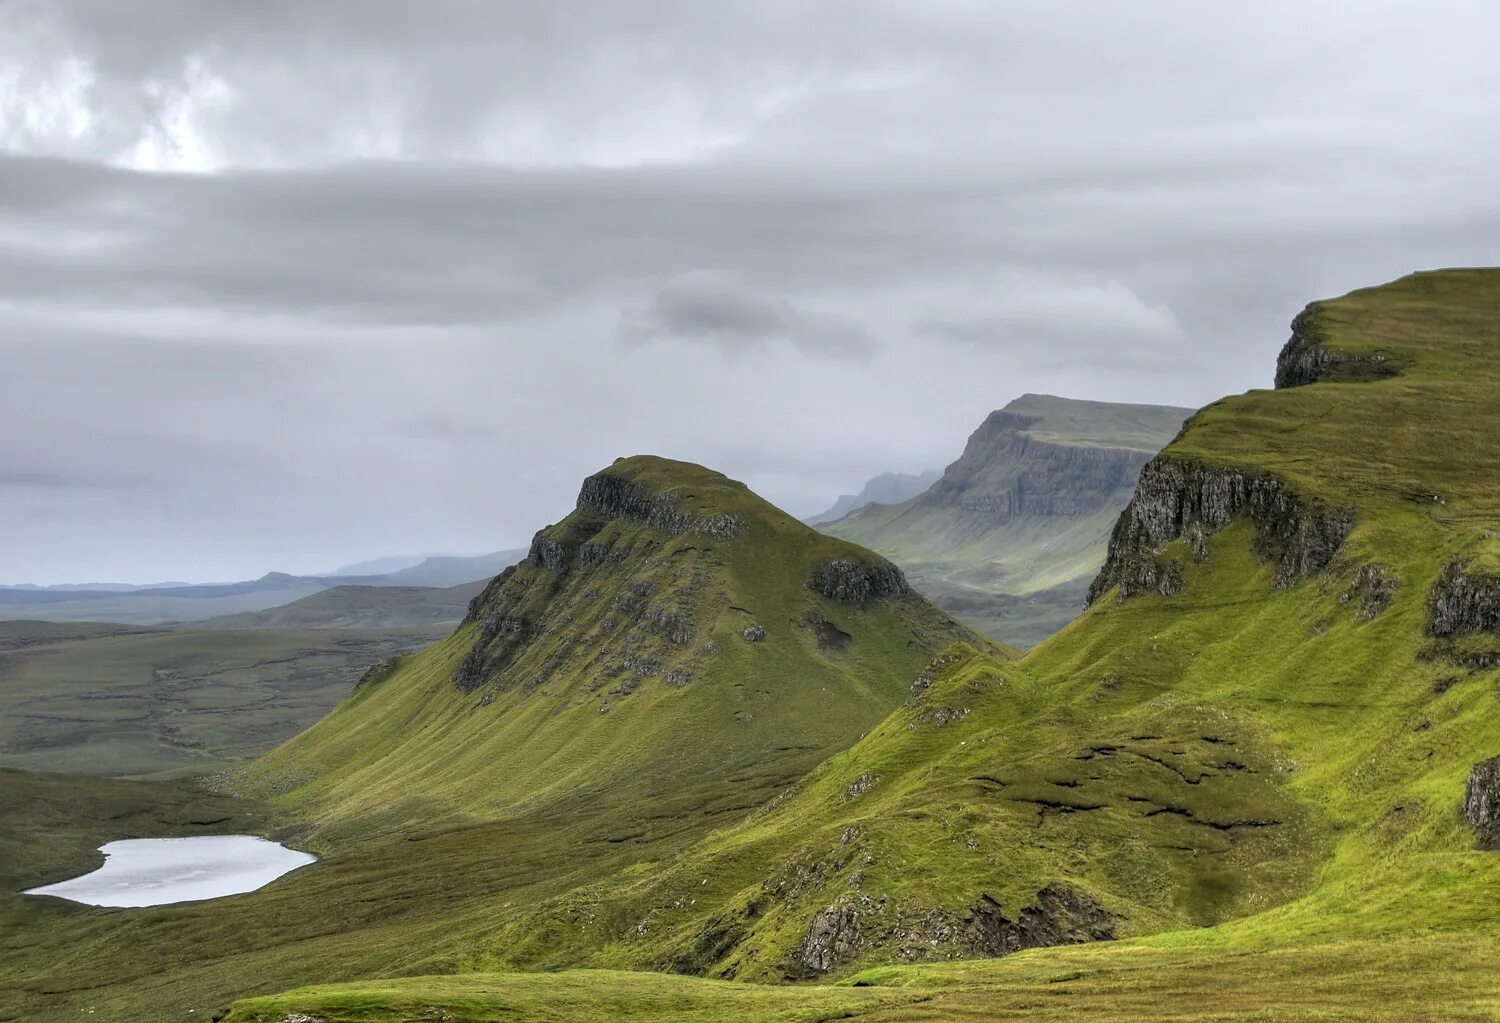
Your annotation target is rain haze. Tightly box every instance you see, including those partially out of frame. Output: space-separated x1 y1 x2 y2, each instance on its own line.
3 0 1498 583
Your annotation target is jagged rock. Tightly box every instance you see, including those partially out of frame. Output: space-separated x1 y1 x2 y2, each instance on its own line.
1275 306 1400 389
796 904 861 973
966 883 1115 957
1340 565 1399 619
1155 558 1185 597
1463 756 1500 849
908 675 933 700
741 624 766 642
642 604 694 645
354 656 400 690
664 666 692 687
1428 560 1500 638
453 613 544 692
845 773 878 798
576 471 746 539
526 535 571 571
1088 457 1353 604
808 558 910 604
928 706 970 726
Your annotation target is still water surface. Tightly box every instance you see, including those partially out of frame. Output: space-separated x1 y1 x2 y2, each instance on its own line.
23 835 315 907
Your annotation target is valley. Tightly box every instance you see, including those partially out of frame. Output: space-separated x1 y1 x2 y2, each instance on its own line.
4 271 1500 1023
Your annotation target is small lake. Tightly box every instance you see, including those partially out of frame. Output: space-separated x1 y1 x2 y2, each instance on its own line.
22 835 316 907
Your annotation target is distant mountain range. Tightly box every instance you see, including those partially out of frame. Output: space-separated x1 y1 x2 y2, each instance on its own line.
0 549 526 626
805 469 941 525
821 393 1191 646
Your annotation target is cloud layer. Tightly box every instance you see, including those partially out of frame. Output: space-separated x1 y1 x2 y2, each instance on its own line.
2 1 1498 581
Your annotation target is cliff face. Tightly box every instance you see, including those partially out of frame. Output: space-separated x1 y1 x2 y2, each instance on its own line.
921 410 1151 523
822 395 1191 647
1087 458 1354 604
1274 306 1401 389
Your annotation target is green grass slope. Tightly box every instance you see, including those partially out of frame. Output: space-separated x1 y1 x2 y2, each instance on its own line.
226 269 1500 1020
229 456 992 841
826 394 1189 647
3 457 996 1022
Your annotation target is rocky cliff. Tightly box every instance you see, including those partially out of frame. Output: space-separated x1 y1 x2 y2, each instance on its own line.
1274 306 1401 389
824 394 1191 646
1087 458 1354 604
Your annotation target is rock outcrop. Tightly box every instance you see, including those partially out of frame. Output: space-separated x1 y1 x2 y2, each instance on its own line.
1274 306 1400 389
1463 756 1500 850
967 883 1115 956
808 558 911 604
796 905 862 973
1088 458 1353 604
574 470 746 540
1428 560 1500 638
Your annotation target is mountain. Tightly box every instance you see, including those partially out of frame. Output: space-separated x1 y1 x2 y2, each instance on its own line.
806 469 941 525
326 554 428 576
234 456 995 839
12 271 1500 1023
1 455 998 1021
376 548 527 587
216 269 1500 1020
203 580 487 631
824 393 1190 646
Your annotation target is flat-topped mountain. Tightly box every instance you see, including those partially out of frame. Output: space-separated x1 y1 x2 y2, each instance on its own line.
825 393 1190 645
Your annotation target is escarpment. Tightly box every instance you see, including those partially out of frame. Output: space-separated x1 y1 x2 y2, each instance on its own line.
1274 306 1401 389
922 410 1155 523
1088 458 1353 604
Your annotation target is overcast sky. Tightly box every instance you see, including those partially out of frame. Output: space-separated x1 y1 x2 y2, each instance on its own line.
3 0 1498 583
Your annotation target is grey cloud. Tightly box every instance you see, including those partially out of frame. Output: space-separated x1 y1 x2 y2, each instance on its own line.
0 2 1498 580
620 272 880 361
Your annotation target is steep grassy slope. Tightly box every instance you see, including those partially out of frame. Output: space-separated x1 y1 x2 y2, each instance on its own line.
827 394 1189 646
226 269 1500 1020
230 456 989 841
0 624 437 777
4 457 991 1022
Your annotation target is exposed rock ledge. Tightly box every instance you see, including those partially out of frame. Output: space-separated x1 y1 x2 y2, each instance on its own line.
1274 307 1400 389
1463 756 1500 850
574 471 745 540
1088 457 1353 604
1428 560 1500 638
808 558 911 604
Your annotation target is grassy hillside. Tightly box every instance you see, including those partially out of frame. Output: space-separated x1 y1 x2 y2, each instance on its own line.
230 456 993 840
827 394 1189 646
3 456 994 1021
224 269 1500 1020
0 624 440 777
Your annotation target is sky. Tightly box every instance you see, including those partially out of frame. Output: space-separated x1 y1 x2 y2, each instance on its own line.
3 0 1498 583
